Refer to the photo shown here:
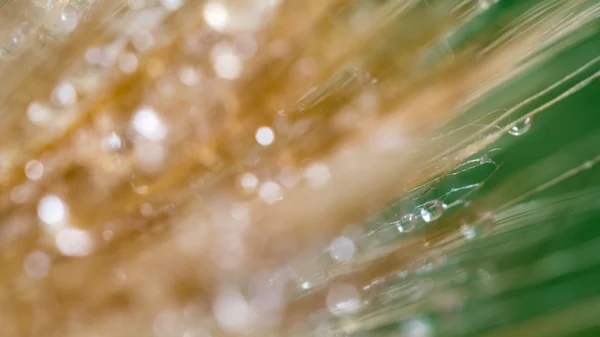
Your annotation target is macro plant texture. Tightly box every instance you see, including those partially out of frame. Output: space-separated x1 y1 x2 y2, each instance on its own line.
0 0 599 336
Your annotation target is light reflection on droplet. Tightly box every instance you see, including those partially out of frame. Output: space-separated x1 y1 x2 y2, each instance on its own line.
101 132 123 150
118 53 139 74
51 81 77 106
37 195 67 229
460 224 476 240
213 286 252 333
304 162 331 187
132 107 168 141
258 181 283 204
240 173 259 192
255 126 274 146
328 236 356 262
395 213 418 233
27 101 53 126
45 7 79 35
420 200 447 223
203 1 229 32
211 43 242 80
25 160 44 181
23 250 51 280
326 283 362 317
55 228 94 257
179 66 201 86
132 31 155 52
508 116 532 136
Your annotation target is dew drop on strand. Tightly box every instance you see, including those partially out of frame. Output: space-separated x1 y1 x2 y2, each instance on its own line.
395 213 418 233
420 200 447 223
508 117 532 136
326 283 362 317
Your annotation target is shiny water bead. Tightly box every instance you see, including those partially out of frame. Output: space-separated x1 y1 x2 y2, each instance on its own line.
211 43 243 80
255 126 274 146
118 53 139 73
51 81 77 106
395 213 418 233
508 116 532 136
55 227 94 257
460 224 476 240
328 236 356 262
203 1 230 32
212 286 252 333
178 66 201 86
45 7 80 35
326 283 362 317
101 132 124 151
461 213 495 240
37 194 67 230
420 200 447 223
258 181 282 204
240 172 259 192
25 160 44 180
27 101 54 126
132 107 168 141
304 162 331 187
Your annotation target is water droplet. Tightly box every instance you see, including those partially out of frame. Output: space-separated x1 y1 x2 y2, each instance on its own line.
101 132 124 151
45 7 80 35
460 213 495 240
255 126 274 146
55 228 94 257
51 81 77 106
328 236 356 262
326 283 362 317
395 213 418 233
258 181 282 204
460 224 476 240
203 1 230 32
420 201 447 223
211 43 242 80
240 173 259 192
179 66 201 86
27 101 54 127
37 195 67 230
118 53 139 74
304 162 331 187
25 160 44 181
132 106 168 141
212 286 252 333
508 117 532 136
